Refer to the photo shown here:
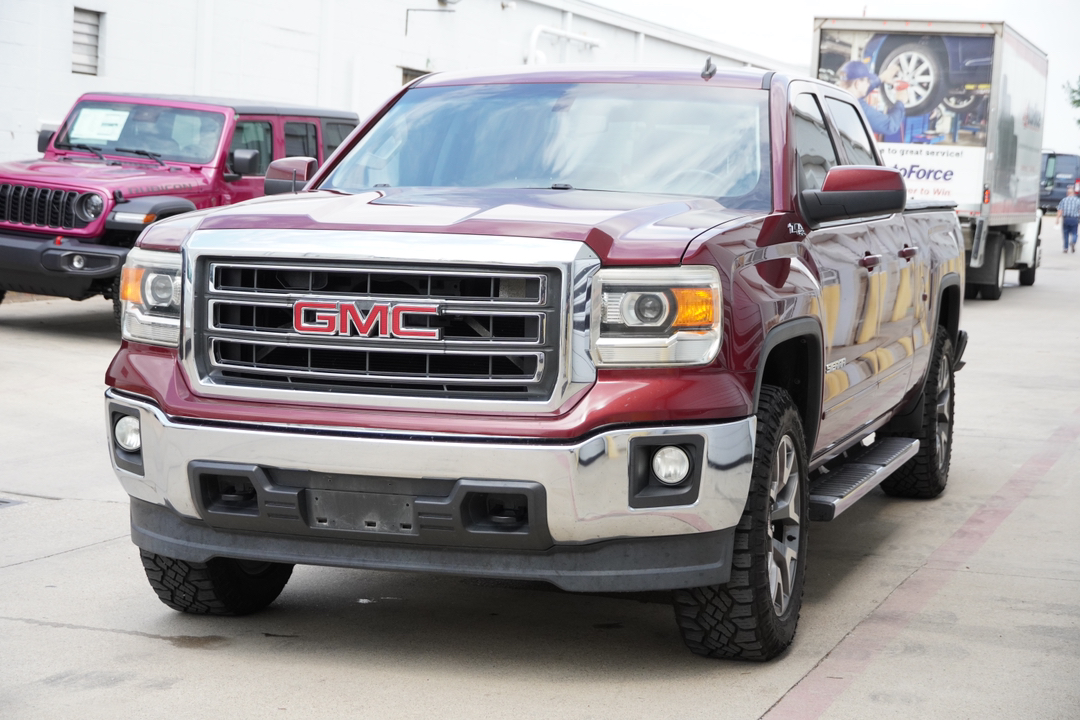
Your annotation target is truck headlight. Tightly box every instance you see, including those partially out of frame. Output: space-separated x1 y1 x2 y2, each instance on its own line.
119 247 182 347
590 266 722 367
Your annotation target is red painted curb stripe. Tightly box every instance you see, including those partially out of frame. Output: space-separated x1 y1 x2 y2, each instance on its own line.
763 416 1080 720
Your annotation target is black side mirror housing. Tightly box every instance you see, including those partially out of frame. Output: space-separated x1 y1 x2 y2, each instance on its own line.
38 129 55 154
225 148 260 181
800 166 907 228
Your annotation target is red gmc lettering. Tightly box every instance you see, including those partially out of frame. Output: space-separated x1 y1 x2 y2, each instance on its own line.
340 303 387 336
293 301 339 334
391 305 440 339
294 301 439 338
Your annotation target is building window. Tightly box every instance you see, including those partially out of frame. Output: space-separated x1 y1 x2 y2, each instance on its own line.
401 67 428 85
72 8 102 75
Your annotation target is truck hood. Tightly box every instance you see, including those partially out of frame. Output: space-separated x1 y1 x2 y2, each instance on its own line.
197 187 755 264
0 158 210 199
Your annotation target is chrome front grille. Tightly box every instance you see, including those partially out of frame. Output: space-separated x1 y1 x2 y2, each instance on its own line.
195 259 562 401
0 184 85 229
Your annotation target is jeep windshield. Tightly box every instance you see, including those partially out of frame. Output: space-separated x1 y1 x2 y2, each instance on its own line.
55 100 227 165
322 82 771 210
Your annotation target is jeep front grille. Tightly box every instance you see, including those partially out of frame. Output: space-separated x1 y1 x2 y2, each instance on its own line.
195 260 561 401
0 184 85 230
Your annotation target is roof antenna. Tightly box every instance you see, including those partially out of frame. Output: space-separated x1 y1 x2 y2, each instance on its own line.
701 56 717 81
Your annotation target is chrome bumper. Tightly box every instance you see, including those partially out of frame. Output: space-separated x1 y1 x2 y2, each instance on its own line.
107 389 755 543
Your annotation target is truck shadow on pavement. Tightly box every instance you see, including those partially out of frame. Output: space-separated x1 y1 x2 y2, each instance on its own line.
134 493 907 674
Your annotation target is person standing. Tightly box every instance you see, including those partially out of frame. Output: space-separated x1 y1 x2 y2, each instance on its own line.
1057 186 1080 253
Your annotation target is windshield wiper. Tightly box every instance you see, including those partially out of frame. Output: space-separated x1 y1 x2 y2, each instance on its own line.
114 147 167 167
551 183 574 190
55 142 106 161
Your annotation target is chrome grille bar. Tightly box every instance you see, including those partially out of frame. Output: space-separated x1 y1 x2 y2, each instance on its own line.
196 259 562 401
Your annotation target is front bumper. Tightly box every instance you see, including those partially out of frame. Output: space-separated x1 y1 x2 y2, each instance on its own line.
0 229 126 298
106 389 756 591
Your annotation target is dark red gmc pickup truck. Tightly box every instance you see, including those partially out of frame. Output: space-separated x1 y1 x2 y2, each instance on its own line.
104 66 967 660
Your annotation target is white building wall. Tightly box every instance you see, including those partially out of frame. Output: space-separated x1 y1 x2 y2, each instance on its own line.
0 0 802 162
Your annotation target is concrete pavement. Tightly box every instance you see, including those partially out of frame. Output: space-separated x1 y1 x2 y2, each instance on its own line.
1 240 1078 719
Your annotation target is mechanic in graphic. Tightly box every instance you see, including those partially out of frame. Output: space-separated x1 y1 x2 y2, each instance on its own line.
837 60 909 137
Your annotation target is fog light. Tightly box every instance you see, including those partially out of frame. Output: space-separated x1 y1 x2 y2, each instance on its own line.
71 254 86 270
652 446 690 485
114 415 141 452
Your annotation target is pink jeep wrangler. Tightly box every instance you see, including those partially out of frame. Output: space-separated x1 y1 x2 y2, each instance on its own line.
0 93 357 322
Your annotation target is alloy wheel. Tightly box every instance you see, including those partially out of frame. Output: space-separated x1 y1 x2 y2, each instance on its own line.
767 434 802 617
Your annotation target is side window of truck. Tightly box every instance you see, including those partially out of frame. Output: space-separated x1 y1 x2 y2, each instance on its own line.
824 98 877 165
323 121 357 158
229 120 272 175
285 122 319 158
1059 155 1079 180
793 94 838 191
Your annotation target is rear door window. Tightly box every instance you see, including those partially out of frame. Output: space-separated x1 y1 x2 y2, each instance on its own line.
824 98 877 166
323 121 356 158
285 121 318 158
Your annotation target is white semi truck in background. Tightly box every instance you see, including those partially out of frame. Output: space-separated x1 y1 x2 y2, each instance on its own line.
812 18 1048 299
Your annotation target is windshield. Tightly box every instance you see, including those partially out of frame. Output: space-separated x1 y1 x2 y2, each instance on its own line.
323 83 771 210
56 101 227 164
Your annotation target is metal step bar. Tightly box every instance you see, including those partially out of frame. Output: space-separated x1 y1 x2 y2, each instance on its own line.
808 437 920 521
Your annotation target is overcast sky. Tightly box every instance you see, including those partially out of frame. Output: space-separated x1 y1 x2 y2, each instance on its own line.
588 0 1080 152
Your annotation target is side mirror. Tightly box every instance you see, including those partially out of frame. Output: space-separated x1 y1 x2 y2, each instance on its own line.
38 129 55 154
264 156 318 195
800 166 906 228
229 148 260 177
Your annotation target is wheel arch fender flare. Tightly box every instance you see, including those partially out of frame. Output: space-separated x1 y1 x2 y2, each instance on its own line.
935 271 963 351
105 195 198 233
751 317 825 454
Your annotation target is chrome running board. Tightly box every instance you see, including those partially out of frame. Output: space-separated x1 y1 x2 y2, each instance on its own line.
808 437 920 521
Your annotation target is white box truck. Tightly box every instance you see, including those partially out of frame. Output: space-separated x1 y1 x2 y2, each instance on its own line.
812 18 1048 298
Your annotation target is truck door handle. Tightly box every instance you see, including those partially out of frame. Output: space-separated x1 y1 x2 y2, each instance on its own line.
859 254 882 268
898 246 919 260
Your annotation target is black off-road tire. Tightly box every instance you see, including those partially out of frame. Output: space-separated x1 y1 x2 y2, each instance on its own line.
140 550 294 615
108 274 122 329
672 386 809 661
963 283 979 300
880 326 955 499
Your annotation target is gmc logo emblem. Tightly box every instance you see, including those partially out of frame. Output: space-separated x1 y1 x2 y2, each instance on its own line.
293 300 441 340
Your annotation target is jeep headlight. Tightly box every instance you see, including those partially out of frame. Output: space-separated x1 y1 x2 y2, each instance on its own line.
590 266 722 366
75 192 105 222
119 247 182 347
